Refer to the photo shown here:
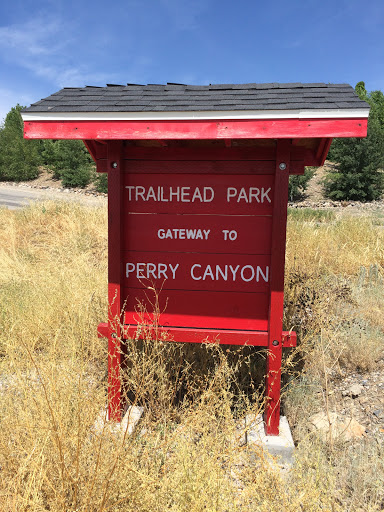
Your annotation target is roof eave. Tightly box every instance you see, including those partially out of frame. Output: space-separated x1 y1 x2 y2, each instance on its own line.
21 108 370 122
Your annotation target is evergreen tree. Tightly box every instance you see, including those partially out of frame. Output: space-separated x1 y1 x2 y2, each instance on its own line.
0 105 41 181
325 83 384 201
41 139 94 187
289 167 316 201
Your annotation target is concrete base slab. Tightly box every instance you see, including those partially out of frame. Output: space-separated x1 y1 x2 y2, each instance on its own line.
94 406 144 437
244 414 295 465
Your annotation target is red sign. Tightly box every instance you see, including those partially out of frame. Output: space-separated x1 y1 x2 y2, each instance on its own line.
122 173 274 332
98 140 298 437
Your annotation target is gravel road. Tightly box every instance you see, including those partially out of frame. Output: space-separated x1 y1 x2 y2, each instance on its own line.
0 184 106 209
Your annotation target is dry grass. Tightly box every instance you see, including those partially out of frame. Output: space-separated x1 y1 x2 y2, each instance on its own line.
0 202 383 511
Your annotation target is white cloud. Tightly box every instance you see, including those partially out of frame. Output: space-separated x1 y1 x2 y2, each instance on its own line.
0 17 65 57
0 15 112 90
0 13 156 94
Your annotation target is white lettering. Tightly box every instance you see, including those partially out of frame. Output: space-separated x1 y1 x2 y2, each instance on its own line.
204 187 214 202
146 186 156 201
125 186 218 203
237 187 248 203
126 186 135 200
203 229 210 240
136 262 146 279
216 265 228 281
203 265 215 280
169 187 180 202
191 264 202 280
249 187 260 203
229 265 240 280
169 263 179 279
257 266 269 282
227 187 237 202
181 187 190 202
160 188 168 202
158 263 168 279
136 186 146 201
192 188 203 202
261 187 272 203
158 229 165 239
225 187 272 204
126 263 135 277
241 265 255 282
147 263 157 280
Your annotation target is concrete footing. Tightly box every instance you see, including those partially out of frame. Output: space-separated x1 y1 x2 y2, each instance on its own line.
244 414 295 465
94 406 144 437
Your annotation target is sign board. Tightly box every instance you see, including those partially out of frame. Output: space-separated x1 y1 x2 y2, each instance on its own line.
98 141 297 436
123 173 273 333
21 81 369 438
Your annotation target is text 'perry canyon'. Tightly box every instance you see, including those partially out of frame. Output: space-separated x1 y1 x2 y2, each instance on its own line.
126 262 269 283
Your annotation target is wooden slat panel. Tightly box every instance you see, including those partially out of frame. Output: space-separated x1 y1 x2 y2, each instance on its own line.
122 288 269 331
122 160 276 174
123 146 277 161
96 158 305 175
123 252 270 293
123 214 272 254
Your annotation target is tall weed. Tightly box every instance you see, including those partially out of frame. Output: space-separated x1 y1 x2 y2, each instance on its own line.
0 203 383 511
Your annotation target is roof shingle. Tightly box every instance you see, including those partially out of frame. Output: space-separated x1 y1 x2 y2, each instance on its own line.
22 82 369 114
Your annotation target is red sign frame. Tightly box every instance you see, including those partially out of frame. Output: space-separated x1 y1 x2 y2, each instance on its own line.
98 139 297 435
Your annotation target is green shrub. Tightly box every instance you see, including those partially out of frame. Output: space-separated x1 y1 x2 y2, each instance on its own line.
94 172 108 193
60 167 92 188
41 140 94 187
288 167 316 201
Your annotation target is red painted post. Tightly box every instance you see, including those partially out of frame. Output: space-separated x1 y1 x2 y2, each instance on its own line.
107 140 124 422
264 139 291 435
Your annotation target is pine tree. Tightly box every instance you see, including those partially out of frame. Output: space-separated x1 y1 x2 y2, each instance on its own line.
41 139 94 188
325 83 384 201
0 105 41 181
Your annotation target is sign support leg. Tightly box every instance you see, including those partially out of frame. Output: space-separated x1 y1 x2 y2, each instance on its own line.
264 140 291 435
107 141 124 422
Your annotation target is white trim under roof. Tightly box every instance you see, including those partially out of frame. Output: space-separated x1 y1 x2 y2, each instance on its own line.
22 108 370 122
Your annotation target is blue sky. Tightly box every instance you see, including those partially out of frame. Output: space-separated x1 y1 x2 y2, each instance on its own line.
0 0 383 122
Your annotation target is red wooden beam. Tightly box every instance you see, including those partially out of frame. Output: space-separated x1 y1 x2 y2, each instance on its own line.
264 139 291 436
24 118 368 141
319 138 333 165
97 322 297 347
83 140 97 162
107 141 125 422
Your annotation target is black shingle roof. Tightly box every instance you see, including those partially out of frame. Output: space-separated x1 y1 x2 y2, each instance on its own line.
23 83 369 113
